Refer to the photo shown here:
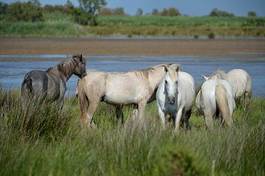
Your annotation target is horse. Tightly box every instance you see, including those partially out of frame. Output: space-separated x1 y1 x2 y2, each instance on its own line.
156 64 195 131
77 64 176 128
208 69 252 108
195 75 235 130
21 54 86 108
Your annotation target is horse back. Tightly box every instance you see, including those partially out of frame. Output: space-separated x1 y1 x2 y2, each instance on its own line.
227 69 252 97
22 70 48 95
178 72 195 109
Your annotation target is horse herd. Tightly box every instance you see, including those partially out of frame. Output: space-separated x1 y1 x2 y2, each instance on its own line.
21 54 252 131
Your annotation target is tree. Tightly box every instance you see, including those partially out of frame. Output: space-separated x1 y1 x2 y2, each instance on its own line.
0 2 8 15
167 7 180 16
209 8 234 17
248 11 257 17
135 8 143 16
78 0 106 25
152 9 159 16
29 0 41 7
64 0 74 13
7 1 43 22
160 8 181 16
112 7 125 16
99 7 113 16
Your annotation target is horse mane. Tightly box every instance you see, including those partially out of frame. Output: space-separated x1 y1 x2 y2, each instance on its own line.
210 69 226 79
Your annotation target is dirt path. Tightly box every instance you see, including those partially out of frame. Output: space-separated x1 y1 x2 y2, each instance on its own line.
0 37 264 58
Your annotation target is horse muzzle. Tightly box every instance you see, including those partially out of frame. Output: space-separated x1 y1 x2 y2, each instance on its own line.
168 98 176 105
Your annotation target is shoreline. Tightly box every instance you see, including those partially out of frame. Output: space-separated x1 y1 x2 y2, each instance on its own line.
0 37 264 60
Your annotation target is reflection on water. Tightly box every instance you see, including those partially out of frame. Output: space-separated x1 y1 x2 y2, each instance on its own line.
0 55 265 97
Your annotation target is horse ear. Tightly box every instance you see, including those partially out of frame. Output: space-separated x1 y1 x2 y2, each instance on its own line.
175 65 180 72
163 66 168 72
80 54 85 63
202 75 208 80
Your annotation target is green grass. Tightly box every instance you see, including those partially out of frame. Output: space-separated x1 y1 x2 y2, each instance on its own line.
0 13 265 37
0 88 264 175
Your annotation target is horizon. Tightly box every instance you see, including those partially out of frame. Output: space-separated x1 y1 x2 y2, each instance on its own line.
1 0 265 16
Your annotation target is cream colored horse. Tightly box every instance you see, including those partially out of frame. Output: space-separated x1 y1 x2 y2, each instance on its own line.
209 69 252 108
156 65 195 131
77 64 175 128
196 76 235 129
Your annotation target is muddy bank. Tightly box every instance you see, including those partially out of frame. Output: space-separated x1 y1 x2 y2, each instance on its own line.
0 38 265 59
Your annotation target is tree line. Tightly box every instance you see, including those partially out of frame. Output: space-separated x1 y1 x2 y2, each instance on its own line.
0 0 258 26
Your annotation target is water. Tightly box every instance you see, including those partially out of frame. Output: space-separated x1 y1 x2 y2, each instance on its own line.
0 55 265 97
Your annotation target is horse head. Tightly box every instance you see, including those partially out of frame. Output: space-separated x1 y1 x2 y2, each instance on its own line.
164 64 180 105
72 54 86 78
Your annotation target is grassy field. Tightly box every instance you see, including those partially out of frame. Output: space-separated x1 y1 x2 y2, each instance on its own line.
0 13 265 37
0 88 264 176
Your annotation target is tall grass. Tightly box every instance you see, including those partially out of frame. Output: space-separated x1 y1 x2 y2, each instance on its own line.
0 13 264 37
0 88 264 175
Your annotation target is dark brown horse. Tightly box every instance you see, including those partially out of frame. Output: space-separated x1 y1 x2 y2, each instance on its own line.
21 54 86 108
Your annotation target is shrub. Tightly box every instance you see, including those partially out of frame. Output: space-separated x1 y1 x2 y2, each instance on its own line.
0 2 8 15
152 9 159 16
208 32 215 39
73 8 90 25
112 7 126 16
209 8 234 17
135 8 143 16
248 11 257 17
99 7 113 16
161 7 181 16
7 1 43 22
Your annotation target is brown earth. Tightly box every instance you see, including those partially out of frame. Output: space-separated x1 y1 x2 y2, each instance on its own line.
0 37 265 60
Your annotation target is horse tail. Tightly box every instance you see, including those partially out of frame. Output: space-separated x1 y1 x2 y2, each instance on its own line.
215 84 233 127
21 75 33 110
77 80 89 123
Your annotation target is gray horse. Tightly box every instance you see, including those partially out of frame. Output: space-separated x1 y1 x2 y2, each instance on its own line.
21 54 86 108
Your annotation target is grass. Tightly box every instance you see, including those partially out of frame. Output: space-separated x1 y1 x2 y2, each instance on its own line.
0 13 265 37
0 88 264 175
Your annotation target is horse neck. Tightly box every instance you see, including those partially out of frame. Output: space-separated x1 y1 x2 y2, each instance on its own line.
148 67 165 91
58 60 76 82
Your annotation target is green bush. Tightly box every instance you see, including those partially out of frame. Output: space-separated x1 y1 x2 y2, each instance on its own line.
0 2 8 15
208 32 215 39
248 11 257 17
209 8 234 17
73 8 91 25
7 1 43 22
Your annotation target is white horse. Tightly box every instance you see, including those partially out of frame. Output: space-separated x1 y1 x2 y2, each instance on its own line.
77 64 176 128
226 69 252 106
210 69 252 107
156 65 195 131
196 76 235 129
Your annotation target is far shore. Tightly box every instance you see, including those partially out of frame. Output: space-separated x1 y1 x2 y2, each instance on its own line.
0 37 264 61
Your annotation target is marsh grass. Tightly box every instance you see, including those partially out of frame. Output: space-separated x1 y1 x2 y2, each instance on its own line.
0 88 264 175
0 14 264 37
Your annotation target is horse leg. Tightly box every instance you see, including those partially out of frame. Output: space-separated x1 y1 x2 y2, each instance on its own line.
115 105 124 124
204 111 214 130
137 100 147 120
157 106 166 128
184 109 192 130
244 91 251 111
78 90 99 128
174 106 183 132
83 100 99 128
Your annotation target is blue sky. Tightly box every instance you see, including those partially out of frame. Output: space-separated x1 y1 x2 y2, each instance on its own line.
2 0 265 16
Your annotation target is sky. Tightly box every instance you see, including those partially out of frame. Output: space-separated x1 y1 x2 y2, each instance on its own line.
2 0 265 16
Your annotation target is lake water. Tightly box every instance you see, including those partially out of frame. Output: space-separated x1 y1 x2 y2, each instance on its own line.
0 55 264 97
